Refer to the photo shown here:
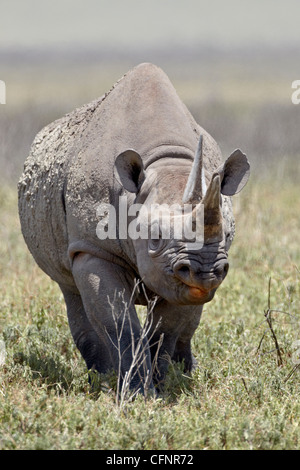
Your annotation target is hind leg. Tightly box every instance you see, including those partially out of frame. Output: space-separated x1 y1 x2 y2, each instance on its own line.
60 286 113 374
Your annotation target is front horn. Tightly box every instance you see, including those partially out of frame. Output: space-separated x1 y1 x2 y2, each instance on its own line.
182 135 206 204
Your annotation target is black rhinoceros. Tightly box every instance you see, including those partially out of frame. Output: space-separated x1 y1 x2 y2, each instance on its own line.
18 63 250 394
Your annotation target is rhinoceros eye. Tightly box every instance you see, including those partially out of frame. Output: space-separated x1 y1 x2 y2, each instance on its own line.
148 224 164 254
148 239 164 257
149 237 162 252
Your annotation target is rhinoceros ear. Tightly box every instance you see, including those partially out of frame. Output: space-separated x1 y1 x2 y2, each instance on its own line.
217 149 250 196
115 149 146 193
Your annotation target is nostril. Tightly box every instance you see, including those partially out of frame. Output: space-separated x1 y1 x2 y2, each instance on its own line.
178 266 190 274
174 264 191 281
216 261 229 278
223 262 229 275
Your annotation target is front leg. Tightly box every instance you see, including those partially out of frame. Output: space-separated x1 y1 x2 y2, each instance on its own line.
72 253 153 394
149 299 203 386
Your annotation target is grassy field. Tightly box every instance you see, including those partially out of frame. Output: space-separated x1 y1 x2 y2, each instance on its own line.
0 55 299 450
0 177 299 450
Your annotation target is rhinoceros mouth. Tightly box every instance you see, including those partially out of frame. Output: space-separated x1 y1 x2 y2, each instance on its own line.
188 286 211 298
176 280 218 305
177 274 222 293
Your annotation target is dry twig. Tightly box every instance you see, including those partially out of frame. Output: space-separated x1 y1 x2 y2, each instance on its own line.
106 280 163 408
256 278 283 366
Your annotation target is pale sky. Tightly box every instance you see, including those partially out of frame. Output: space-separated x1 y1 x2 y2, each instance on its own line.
1 0 300 51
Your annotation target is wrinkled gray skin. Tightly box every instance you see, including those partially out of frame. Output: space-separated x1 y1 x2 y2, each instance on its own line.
18 63 250 393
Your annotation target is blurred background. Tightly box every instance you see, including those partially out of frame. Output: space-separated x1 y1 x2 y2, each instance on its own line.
1 0 300 185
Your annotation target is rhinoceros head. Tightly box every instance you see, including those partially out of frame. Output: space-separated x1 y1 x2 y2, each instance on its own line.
115 137 250 305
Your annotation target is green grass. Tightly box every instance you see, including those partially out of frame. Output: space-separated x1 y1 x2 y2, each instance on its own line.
0 173 299 450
